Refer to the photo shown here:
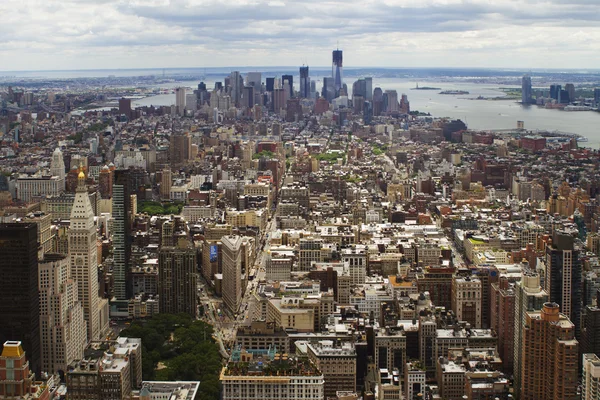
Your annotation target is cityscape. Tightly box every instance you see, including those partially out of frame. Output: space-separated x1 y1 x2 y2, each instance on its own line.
3 9 600 399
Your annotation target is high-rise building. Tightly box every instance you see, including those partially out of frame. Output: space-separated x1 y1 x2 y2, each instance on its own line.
385 90 399 113
265 77 275 92
282 74 293 98
272 89 285 114
307 341 356 399
50 147 66 181
521 302 578 400
550 84 562 101
175 87 186 116
322 77 335 102
118 98 132 119
544 230 582 333
0 223 41 374
245 72 262 93
112 169 131 302
0 341 49 398
299 66 310 98
158 239 197 317
594 88 600 106
513 272 548 400
364 77 373 101
332 49 343 96
490 277 516 374
69 170 109 342
98 165 113 199
565 83 575 104
39 253 87 374
581 293 600 358
521 75 532 104
222 235 243 313
170 132 192 165
583 353 600 400
242 85 254 109
230 71 242 107
452 276 482 328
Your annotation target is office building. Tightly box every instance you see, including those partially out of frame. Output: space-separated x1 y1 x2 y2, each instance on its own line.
245 72 261 92
404 361 426 400
521 302 578 400
265 77 275 92
230 71 242 107
70 170 109 341
50 147 66 181
0 223 41 374
16 175 65 203
221 353 324 400
513 272 548 399
118 98 132 119
158 239 197 317
522 75 532 104
565 83 575 104
39 254 87 374
594 88 600 106
112 169 131 301
452 276 482 328
175 87 186 116
299 66 310 98
170 132 192 165
583 353 600 400
332 49 343 96
222 235 243 313
544 230 582 333
364 77 373 100
242 85 254 109
550 84 562 101
582 294 600 358
307 341 356 399
282 74 293 98
385 90 399 113
99 165 114 199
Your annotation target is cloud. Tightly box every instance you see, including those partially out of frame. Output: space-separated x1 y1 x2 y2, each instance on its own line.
1 0 600 70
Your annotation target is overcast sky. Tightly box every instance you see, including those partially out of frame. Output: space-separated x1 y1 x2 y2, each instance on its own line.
2 0 600 71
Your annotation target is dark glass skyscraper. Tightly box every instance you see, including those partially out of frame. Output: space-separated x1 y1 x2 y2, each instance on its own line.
0 223 41 374
266 77 275 92
521 75 532 104
299 66 310 98
332 49 343 96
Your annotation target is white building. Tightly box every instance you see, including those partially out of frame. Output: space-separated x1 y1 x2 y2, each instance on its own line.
39 254 87 374
69 170 109 341
583 354 600 400
16 174 65 203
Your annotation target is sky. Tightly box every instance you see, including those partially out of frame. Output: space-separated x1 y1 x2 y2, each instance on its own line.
2 0 600 71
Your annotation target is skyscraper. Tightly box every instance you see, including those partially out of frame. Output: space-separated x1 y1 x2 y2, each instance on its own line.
550 84 562 101
0 223 41 374
364 77 373 101
544 230 582 333
385 90 399 113
175 87 186 116
282 74 293 98
118 97 132 119
242 85 255 109
565 83 575 104
582 353 600 400
332 49 343 96
222 235 243 313
229 71 242 107
300 66 310 98
513 272 549 399
245 72 262 93
521 302 579 400
266 77 275 92
39 253 87 374
50 147 66 181
521 75 532 104
69 169 109 342
112 169 131 302
158 239 197 317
